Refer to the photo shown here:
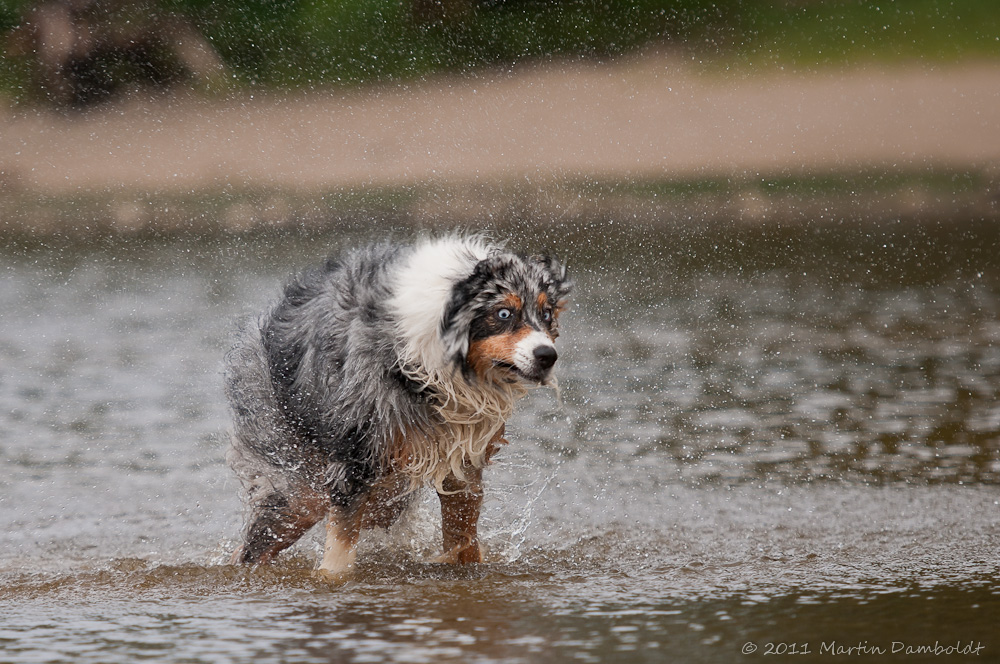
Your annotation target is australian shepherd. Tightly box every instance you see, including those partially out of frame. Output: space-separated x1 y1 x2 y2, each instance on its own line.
226 235 571 575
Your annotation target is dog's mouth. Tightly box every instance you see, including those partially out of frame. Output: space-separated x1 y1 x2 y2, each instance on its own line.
492 359 550 385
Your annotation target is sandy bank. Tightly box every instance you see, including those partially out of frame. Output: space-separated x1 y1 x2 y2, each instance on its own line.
1 56 999 234
3 56 1000 192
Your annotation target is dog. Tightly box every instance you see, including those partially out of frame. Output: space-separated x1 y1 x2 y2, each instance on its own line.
226 235 571 575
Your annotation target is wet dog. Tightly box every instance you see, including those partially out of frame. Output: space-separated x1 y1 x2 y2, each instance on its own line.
226 235 571 574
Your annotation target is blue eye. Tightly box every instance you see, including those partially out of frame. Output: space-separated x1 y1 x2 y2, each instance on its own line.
542 309 553 323
497 308 513 320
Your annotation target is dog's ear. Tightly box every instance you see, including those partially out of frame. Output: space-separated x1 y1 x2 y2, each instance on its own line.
440 259 494 371
529 255 571 341
531 254 573 305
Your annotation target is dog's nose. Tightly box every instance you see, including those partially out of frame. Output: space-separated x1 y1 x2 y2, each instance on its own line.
533 345 558 370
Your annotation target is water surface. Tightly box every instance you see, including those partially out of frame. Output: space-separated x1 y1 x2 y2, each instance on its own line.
1 219 998 662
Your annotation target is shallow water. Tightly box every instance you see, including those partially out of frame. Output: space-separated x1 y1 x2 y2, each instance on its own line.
1 219 999 663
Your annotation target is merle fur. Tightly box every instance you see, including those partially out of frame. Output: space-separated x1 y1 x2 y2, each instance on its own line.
226 239 570 564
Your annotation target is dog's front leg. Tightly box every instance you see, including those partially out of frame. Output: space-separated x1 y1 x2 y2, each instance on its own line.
436 467 485 564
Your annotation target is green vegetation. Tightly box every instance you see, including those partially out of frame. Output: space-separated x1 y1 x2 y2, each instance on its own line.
2 0 999 96
735 0 1000 69
167 0 739 87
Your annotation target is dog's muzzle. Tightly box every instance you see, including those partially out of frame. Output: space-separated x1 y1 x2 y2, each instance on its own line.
513 331 558 382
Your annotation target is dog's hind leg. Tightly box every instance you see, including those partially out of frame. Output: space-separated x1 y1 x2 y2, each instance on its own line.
318 509 362 578
317 474 412 579
232 488 328 565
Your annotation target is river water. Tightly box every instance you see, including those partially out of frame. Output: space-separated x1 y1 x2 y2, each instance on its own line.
1 218 998 662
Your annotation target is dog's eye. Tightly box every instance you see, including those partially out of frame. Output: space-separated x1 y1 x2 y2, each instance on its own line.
542 308 553 323
496 308 513 321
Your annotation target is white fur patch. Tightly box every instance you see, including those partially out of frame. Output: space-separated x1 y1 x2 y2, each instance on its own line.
388 236 490 373
512 330 555 375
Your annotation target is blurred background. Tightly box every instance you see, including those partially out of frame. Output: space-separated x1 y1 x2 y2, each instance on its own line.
3 0 999 95
1 0 999 230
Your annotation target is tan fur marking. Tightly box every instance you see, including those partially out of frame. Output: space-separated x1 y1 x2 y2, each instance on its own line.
436 466 485 565
318 471 413 577
484 422 509 464
230 489 328 566
388 429 416 469
550 297 568 338
353 471 410 529
501 293 523 310
467 325 534 379
536 292 559 339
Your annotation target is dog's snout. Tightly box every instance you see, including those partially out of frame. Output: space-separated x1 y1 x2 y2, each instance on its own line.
533 345 558 370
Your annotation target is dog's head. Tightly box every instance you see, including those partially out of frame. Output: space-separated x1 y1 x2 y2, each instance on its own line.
443 251 572 385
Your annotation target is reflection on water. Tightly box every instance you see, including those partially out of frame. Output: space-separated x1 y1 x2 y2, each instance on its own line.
1 553 997 663
1 218 998 662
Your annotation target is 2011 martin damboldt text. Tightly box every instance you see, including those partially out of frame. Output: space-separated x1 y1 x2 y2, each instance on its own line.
742 640 985 656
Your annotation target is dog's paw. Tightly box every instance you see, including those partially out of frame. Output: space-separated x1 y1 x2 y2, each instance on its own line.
433 541 485 565
314 567 354 585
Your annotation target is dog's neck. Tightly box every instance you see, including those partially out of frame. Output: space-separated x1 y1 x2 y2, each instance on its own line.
391 362 527 492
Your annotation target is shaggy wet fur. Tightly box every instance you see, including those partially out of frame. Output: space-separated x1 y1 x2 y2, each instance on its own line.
226 236 570 571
